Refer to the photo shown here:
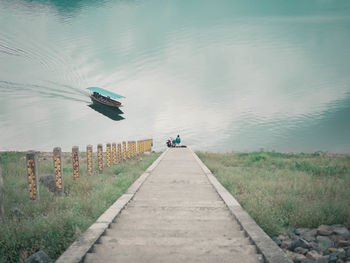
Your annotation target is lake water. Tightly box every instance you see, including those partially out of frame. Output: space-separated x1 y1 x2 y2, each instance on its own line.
1 0 350 153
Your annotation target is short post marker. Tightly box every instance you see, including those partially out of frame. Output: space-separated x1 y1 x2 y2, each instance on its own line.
87 145 93 176
117 143 122 163
106 143 111 168
53 147 64 194
26 151 39 200
97 144 103 173
112 143 117 165
72 146 79 180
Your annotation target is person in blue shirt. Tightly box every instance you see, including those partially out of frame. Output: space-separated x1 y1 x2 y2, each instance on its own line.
175 135 181 146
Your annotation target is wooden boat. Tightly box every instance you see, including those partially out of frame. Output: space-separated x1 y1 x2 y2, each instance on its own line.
87 87 125 108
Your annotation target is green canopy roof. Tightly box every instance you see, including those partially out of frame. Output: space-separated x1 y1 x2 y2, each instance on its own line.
87 87 125 99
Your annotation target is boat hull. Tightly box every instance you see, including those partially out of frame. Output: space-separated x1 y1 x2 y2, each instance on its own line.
90 95 122 108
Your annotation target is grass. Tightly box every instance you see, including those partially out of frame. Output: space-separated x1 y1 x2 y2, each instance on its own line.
0 151 160 263
197 151 350 237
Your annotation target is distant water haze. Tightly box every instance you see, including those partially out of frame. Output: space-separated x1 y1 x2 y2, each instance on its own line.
0 0 350 153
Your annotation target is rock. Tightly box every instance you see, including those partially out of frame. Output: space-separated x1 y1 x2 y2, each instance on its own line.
330 234 345 243
337 240 350 247
25 250 52 263
306 250 323 260
291 233 300 241
329 252 339 263
310 241 322 251
315 256 330 263
39 174 57 193
303 229 318 242
330 248 339 253
332 225 350 240
338 248 346 260
318 225 333 236
296 228 311 236
317 235 335 253
295 228 317 241
281 240 292 249
272 236 282 246
292 253 307 263
295 247 309 255
291 238 312 251
278 234 288 239
346 247 350 258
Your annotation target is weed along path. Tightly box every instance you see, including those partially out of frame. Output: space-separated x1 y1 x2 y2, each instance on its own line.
75 148 290 263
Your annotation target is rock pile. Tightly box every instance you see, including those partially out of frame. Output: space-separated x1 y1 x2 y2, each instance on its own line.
273 224 350 263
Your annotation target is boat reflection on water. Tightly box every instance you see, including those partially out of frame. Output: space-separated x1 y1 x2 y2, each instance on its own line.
88 103 124 121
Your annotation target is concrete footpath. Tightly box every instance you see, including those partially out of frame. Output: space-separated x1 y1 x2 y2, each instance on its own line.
82 148 288 263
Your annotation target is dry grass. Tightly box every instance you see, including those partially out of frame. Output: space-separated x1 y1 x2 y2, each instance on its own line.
0 151 160 263
197 151 350 236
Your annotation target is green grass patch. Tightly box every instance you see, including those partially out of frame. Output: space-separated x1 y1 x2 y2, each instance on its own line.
0 151 160 263
197 151 350 236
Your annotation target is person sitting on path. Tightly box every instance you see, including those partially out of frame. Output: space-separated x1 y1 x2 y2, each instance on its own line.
175 135 181 147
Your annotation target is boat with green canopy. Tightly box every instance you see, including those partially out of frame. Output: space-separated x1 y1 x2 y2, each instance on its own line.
87 87 125 108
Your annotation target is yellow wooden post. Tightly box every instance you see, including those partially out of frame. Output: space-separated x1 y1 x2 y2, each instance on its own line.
53 147 63 194
117 143 122 163
106 143 111 168
112 143 117 165
130 141 133 159
130 141 134 159
122 141 126 161
26 151 39 200
98 144 103 173
87 145 93 176
132 141 135 158
72 146 79 180
127 141 131 160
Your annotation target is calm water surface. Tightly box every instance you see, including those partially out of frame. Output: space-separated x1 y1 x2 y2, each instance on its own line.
1 0 350 152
